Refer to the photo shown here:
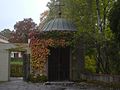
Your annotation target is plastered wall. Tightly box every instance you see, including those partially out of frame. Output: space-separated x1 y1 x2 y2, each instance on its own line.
0 49 9 81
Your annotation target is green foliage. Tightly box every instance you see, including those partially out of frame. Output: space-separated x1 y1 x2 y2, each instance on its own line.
46 0 56 20
46 0 120 75
11 58 23 61
30 30 76 76
85 56 96 73
31 31 76 47
10 61 23 65
10 64 23 77
0 29 12 38
109 0 120 40
10 58 23 77
9 18 37 43
10 58 23 65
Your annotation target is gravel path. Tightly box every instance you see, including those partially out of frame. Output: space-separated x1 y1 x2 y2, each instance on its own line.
0 78 118 90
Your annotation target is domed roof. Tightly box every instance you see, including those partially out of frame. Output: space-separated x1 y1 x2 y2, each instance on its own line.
42 18 76 31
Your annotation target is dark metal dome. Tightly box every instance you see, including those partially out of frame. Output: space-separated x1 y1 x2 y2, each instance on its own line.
42 18 76 31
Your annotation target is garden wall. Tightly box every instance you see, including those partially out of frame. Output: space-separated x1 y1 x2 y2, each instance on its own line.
0 43 15 81
81 74 120 83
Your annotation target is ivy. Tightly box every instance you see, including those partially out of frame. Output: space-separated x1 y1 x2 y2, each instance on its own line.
30 31 76 76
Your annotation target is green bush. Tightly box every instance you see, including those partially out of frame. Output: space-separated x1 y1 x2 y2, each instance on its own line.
10 61 23 65
10 58 23 65
85 56 96 73
11 58 23 61
10 64 23 77
28 74 47 83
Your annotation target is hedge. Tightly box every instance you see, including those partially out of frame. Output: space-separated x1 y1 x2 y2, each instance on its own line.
10 64 23 77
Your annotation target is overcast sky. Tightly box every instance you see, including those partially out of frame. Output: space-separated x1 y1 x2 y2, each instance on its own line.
0 0 50 31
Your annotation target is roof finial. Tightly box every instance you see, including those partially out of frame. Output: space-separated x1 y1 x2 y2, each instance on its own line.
55 0 64 18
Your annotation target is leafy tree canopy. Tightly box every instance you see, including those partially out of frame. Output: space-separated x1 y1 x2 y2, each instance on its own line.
0 29 12 38
9 18 37 43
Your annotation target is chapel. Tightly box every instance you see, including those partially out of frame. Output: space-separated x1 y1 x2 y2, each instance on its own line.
30 0 84 81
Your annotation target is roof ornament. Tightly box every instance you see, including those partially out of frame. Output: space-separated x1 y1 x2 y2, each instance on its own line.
55 0 64 18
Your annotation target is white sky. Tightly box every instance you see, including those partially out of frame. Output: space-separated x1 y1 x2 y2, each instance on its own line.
0 0 50 31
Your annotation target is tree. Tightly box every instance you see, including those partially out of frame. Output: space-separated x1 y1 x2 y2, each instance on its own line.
38 10 49 31
0 29 12 38
108 0 120 74
9 18 37 43
47 0 56 20
109 0 120 41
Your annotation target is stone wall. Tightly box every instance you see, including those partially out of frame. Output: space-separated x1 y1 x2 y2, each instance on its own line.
81 74 120 83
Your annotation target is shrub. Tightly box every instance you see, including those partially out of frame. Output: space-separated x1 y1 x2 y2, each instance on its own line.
10 64 23 77
11 58 23 61
85 56 96 73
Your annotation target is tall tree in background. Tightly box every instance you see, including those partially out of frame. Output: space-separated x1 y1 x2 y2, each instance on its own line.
0 29 12 38
109 0 120 41
38 10 49 31
47 0 56 20
9 18 37 43
93 0 116 73
108 0 120 74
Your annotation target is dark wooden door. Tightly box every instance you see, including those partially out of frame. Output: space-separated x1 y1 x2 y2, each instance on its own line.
48 47 70 81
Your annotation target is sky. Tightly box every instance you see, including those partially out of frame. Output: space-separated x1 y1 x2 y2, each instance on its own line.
0 0 50 31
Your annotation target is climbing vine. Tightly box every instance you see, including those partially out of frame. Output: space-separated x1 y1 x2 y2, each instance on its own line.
29 31 75 76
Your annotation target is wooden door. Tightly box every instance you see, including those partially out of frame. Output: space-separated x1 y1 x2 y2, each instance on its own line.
48 47 70 81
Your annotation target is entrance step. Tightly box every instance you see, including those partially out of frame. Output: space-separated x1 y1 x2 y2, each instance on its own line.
44 81 75 86
10 77 23 81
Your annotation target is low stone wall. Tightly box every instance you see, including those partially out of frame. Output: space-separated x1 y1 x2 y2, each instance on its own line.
81 74 120 83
